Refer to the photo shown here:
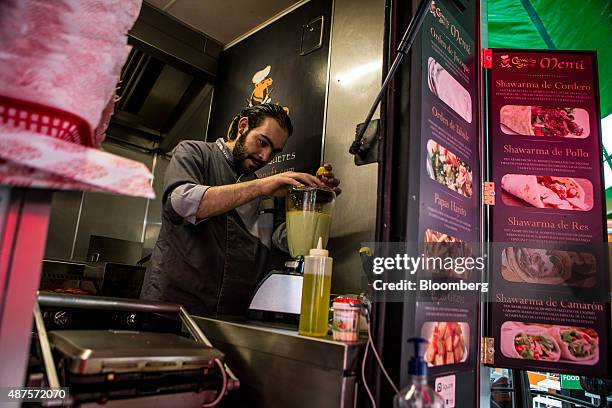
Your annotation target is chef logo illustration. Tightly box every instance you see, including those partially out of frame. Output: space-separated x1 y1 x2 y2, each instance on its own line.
226 65 292 138
247 65 290 115
500 55 511 68
249 65 274 106
500 55 537 69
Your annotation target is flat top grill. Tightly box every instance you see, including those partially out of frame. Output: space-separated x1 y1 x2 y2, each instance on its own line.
50 330 224 375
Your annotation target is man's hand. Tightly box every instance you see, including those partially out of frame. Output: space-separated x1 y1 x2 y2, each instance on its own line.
196 171 324 219
317 163 342 196
257 171 324 197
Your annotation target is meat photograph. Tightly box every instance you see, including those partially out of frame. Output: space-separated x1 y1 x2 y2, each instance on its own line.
502 247 596 287
501 174 593 211
426 140 473 198
422 322 469 367
427 57 472 123
501 322 599 365
500 105 589 138
424 229 473 279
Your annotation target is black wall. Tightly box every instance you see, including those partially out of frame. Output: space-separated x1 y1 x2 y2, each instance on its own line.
207 0 333 177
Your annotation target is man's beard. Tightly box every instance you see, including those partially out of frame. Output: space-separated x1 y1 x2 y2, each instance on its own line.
232 132 265 174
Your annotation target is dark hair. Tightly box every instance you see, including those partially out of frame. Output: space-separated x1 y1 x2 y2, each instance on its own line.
226 103 293 140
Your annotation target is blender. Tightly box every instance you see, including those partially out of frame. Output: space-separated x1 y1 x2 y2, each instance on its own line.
248 186 335 320
285 186 335 272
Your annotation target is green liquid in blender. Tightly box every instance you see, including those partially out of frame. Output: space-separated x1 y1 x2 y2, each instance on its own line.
286 211 332 258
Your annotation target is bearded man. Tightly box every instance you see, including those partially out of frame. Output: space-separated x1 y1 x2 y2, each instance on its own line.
140 104 340 316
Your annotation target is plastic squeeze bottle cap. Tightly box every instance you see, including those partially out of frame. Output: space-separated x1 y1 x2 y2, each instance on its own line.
309 237 329 257
407 337 429 376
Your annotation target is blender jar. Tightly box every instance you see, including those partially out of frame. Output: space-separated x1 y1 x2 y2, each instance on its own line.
285 186 336 259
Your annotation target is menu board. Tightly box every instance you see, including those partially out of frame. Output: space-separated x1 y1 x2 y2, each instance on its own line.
487 49 610 376
418 1 479 248
410 0 480 392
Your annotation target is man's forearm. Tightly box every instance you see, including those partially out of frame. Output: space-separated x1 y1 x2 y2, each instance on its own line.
196 179 262 219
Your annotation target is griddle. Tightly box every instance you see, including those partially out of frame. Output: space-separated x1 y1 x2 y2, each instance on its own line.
49 330 223 375
49 330 225 404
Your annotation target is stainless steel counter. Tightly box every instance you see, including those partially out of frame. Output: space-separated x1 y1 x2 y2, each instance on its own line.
193 317 365 408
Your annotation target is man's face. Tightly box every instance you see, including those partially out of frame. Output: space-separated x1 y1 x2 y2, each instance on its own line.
233 117 288 173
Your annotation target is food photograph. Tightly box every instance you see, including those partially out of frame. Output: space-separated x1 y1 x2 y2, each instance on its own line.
500 322 599 366
501 174 593 211
501 247 597 287
427 57 473 123
424 229 473 279
421 321 469 367
500 105 589 138
426 140 474 198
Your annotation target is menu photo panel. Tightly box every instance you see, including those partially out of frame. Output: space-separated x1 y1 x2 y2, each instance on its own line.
487 49 610 377
416 0 480 383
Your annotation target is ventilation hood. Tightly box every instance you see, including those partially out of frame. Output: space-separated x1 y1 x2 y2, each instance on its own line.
107 2 220 152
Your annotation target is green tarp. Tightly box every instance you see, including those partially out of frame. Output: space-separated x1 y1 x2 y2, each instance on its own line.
488 0 612 216
488 0 612 118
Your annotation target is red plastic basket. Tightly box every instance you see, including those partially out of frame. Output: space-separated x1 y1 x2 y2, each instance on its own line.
0 95 93 147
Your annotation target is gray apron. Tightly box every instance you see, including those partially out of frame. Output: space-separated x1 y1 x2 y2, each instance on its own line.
140 139 273 317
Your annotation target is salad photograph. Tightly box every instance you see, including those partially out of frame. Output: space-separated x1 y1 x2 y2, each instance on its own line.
426 139 473 198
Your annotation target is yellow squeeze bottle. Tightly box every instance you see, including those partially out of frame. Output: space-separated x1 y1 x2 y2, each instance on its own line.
298 237 333 337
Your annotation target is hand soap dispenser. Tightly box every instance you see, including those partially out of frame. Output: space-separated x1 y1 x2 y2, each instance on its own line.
394 338 444 408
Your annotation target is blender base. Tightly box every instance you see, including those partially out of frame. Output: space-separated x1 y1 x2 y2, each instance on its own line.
248 271 302 319
247 309 300 325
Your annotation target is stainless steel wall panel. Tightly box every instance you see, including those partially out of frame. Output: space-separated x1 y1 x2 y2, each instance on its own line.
143 155 170 254
323 0 385 293
71 144 153 261
44 191 83 260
